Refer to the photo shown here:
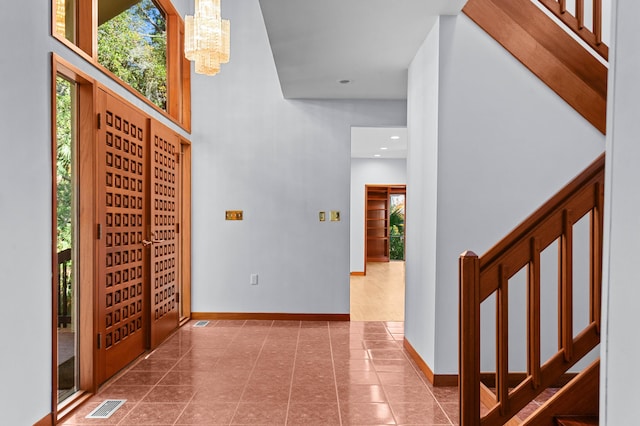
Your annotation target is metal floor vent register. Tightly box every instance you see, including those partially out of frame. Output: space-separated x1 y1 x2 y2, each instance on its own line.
85 399 126 419
193 320 210 327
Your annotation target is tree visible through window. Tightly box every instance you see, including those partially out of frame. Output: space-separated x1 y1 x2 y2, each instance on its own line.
98 0 167 110
57 76 73 252
389 195 405 261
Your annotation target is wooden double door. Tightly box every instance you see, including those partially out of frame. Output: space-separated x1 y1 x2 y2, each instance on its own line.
96 89 180 383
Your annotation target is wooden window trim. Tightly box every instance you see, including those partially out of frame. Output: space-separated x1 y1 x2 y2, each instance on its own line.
179 138 192 322
51 0 191 132
52 53 98 423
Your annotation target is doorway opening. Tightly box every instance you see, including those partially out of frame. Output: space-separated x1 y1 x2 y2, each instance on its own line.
349 126 407 322
365 185 406 264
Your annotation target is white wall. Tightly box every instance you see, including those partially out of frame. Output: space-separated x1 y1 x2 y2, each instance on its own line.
0 0 193 422
189 0 406 314
406 19 441 370
600 0 640 423
0 0 183 422
405 13 605 375
350 159 407 272
0 2 53 422
0 0 402 419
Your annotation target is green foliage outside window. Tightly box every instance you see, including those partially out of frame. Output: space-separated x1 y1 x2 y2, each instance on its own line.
57 77 73 252
389 203 405 261
98 0 167 110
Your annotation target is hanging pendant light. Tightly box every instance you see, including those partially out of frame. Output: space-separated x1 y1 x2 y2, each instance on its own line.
185 0 230 76
55 0 66 36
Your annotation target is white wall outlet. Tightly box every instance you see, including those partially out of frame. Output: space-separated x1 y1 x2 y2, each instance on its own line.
250 273 258 285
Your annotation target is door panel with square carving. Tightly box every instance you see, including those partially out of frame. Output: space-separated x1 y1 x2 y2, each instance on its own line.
149 120 179 348
96 89 148 383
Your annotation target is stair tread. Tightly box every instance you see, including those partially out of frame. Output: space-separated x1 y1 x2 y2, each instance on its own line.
556 416 598 426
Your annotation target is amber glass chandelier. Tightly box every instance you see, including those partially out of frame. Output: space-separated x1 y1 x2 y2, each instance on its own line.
55 0 66 36
185 0 230 76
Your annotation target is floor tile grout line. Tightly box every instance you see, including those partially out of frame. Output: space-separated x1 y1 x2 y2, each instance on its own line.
113 342 187 425
171 382 198 426
101 341 165 424
283 320 302 426
328 322 344 426
213 321 245 426
226 319 274 425
171 326 210 424
371 322 401 425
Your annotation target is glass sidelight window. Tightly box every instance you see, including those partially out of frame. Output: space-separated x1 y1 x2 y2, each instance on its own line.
55 75 79 404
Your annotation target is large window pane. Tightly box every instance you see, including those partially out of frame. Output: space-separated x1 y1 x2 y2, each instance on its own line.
98 0 168 110
56 76 79 404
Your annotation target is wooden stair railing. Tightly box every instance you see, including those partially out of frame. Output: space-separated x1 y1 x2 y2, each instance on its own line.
459 154 604 426
537 0 608 60
463 0 608 134
522 359 599 425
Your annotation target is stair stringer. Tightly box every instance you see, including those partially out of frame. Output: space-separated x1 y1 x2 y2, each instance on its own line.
520 359 600 426
463 0 607 134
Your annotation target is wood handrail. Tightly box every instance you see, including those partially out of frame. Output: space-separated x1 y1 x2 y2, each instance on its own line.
459 154 604 425
537 0 608 60
463 0 608 134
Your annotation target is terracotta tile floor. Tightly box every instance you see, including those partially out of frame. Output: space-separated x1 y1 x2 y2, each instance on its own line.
61 320 459 425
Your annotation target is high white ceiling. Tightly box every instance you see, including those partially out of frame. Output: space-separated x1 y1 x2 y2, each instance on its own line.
351 127 407 159
258 0 467 100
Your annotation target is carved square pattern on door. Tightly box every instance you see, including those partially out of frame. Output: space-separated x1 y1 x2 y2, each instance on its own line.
97 89 148 383
149 121 179 349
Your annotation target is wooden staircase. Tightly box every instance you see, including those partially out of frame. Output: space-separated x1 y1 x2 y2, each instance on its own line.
555 417 599 426
459 154 605 426
457 1 608 424
521 359 599 425
463 0 608 134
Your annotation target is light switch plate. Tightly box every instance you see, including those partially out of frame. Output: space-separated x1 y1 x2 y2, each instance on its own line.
330 211 340 221
319 211 326 222
225 210 243 220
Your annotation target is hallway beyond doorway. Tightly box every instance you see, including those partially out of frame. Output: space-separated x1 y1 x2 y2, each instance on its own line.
350 262 405 321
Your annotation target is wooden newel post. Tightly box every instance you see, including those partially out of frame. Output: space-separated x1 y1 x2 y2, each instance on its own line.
459 250 481 426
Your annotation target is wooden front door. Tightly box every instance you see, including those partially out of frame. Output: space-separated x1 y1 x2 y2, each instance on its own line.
148 120 180 349
96 89 148 383
95 89 181 383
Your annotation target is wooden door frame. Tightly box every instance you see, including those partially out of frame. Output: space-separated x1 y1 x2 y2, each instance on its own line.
363 184 406 275
178 139 192 323
52 54 98 421
52 55 193 423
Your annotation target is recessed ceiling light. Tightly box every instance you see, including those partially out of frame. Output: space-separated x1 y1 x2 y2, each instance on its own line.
380 147 388 150
390 135 400 140
338 79 351 84
374 154 381 157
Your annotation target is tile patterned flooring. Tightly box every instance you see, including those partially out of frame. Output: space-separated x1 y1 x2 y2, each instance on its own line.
61 320 459 425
